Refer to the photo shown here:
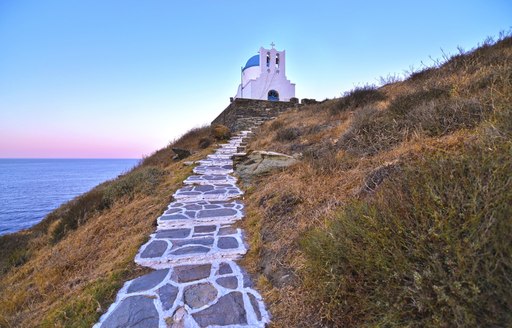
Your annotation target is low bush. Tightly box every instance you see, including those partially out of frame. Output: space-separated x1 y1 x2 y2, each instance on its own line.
211 124 231 140
101 166 164 208
50 187 107 243
338 97 486 156
333 85 387 113
51 166 164 243
388 87 451 116
275 127 302 142
302 140 512 327
269 119 284 131
198 137 212 149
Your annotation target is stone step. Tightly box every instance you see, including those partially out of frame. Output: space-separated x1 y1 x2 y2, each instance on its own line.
94 260 269 328
206 154 233 160
95 129 270 328
193 165 233 175
183 174 237 186
157 200 244 229
135 225 247 268
173 183 243 201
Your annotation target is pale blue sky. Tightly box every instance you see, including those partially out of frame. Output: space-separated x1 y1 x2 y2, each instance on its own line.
0 0 510 158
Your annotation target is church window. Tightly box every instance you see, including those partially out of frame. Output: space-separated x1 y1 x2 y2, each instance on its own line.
268 90 279 101
266 52 270 67
276 53 280 69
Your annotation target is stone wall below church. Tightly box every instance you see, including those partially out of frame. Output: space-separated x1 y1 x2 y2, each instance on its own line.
211 99 297 132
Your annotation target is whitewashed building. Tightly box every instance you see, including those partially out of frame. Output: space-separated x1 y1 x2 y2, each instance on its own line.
235 44 296 102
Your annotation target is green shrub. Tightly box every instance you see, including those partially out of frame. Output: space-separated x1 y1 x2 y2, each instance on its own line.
302 141 512 327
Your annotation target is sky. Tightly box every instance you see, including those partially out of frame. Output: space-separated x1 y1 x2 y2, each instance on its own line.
0 1 510 158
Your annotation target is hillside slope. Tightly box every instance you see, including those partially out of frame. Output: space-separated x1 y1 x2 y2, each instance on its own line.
0 126 229 327
0 34 510 328
240 34 511 327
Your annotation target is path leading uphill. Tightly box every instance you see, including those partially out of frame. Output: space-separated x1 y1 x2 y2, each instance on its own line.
94 131 270 328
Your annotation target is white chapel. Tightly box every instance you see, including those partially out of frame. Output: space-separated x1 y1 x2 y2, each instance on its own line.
235 44 296 102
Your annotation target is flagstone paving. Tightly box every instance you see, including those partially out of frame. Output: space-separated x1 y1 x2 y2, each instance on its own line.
95 131 269 328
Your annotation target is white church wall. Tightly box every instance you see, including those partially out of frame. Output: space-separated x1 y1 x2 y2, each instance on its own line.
241 66 260 86
235 45 295 102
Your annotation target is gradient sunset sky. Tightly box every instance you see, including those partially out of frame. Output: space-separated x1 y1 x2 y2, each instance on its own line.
0 0 510 158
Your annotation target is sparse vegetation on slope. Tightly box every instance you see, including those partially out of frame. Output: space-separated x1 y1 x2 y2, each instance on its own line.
241 33 512 327
0 126 216 327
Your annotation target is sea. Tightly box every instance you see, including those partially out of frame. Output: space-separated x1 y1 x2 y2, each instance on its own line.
0 159 139 236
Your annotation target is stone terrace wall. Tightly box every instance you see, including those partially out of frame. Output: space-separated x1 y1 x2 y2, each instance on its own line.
212 99 297 132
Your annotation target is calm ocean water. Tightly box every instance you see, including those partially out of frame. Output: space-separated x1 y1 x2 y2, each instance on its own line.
0 159 139 236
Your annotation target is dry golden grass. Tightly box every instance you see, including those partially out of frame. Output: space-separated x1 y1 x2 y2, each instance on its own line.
240 35 512 327
0 127 214 327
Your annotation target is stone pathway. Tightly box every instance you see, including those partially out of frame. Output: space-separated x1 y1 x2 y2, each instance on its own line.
94 131 270 328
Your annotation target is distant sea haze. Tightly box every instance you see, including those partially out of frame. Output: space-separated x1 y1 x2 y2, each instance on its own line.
0 159 139 236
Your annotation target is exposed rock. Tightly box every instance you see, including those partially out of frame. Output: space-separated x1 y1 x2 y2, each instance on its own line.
157 284 179 311
235 151 299 184
156 228 191 239
192 292 247 326
140 241 168 258
217 262 233 275
100 296 159 328
218 226 237 236
217 237 239 249
216 276 238 289
194 225 217 233
197 208 237 218
170 307 187 328
171 245 210 255
184 283 218 308
172 148 191 160
127 269 169 293
173 264 211 283
248 293 262 321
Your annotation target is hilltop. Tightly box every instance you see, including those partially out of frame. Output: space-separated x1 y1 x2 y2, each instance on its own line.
1 33 511 327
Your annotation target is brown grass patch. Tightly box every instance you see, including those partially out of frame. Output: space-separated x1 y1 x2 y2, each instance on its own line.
239 34 512 327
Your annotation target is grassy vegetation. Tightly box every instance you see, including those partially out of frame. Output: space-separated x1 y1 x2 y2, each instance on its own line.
241 33 512 327
302 139 512 326
0 125 215 327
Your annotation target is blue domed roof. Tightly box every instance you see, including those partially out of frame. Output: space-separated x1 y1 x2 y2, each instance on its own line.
243 54 259 71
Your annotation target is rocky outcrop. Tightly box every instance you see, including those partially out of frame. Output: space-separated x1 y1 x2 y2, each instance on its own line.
172 148 191 160
234 151 299 184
